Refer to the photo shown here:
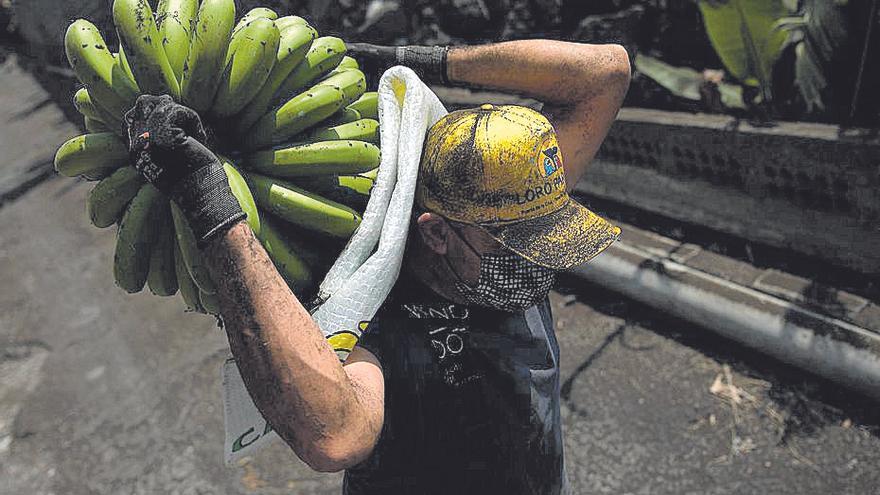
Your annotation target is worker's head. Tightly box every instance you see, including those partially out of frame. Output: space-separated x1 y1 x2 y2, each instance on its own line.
409 104 620 312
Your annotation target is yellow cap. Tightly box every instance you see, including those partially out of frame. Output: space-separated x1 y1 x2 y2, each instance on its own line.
417 105 620 270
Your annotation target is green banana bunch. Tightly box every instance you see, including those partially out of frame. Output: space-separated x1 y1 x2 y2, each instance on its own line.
325 107 363 126
64 20 139 120
348 92 379 120
336 56 359 71
84 117 109 133
113 0 180 98
233 22 318 134
273 15 309 32
301 118 380 144
174 238 204 312
181 0 236 112
55 133 127 178
147 200 179 297
246 140 380 178
232 7 278 35
171 203 216 295
116 46 138 86
292 174 373 212
315 69 367 107
222 158 261 235
243 84 348 150
271 36 347 106
213 17 280 117
57 3 385 316
87 167 145 228
156 0 198 82
246 172 362 239
257 215 313 293
114 184 164 293
73 88 103 122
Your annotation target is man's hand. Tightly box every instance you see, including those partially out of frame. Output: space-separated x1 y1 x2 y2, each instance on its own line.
346 42 449 86
349 40 631 189
124 94 245 246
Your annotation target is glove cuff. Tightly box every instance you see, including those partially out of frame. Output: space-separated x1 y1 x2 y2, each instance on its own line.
396 45 449 85
170 165 246 248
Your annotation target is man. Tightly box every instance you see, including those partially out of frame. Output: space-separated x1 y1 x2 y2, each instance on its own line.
126 39 630 494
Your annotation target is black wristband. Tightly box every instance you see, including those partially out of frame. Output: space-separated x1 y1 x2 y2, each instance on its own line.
395 45 450 85
169 165 246 247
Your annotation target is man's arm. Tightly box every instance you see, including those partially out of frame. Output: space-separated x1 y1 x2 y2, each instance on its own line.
204 221 384 472
446 41 631 189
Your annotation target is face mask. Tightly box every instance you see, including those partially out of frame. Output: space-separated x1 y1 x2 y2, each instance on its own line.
445 224 557 312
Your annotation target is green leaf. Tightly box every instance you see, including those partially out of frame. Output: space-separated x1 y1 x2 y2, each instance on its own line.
697 0 790 100
634 54 746 110
793 0 851 112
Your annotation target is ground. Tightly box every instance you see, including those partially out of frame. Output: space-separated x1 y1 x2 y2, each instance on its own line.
0 53 878 495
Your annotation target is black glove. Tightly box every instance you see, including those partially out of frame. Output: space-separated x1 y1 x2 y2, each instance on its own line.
346 42 450 87
124 94 245 247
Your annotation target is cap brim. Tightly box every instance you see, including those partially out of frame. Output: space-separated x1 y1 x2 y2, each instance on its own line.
480 199 621 270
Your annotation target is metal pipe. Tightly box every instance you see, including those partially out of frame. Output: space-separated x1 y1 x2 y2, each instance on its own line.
571 242 880 401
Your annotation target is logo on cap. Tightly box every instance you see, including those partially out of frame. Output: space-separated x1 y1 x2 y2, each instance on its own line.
541 146 562 178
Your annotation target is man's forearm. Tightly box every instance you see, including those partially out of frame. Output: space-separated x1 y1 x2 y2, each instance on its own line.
203 221 366 470
447 40 629 106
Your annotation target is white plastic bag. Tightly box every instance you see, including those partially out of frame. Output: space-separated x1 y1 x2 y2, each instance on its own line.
222 67 448 465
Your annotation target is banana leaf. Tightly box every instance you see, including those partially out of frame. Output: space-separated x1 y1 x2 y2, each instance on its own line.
634 54 746 110
793 0 852 112
697 0 791 100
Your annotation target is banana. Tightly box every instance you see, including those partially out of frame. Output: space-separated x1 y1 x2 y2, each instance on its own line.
246 140 380 178
224 8 279 68
84 117 109 133
83 168 118 182
339 173 376 195
336 56 359 71
181 0 236 112
64 19 139 119
347 91 378 120
362 167 379 181
113 0 180 98
199 289 221 315
114 184 163 293
232 7 278 37
324 106 362 126
245 172 362 238
299 118 379 144
73 88 102 121
87 166 145 228
256 215 313 293
269 223 344 276
273 15 309 32
147 201 179 296
171 202 217 294
74 88 124 134
293 174 370 212
232 22 317 134
271 36 346 106
174 237 205 312
54 133 127 178
221 158 261 235
315 68 366 106
244 84 347 150
213 17 280 117
116 44 137 84
156 0 198 82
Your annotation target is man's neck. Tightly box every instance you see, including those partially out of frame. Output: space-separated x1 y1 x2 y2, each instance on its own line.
403 239 468 305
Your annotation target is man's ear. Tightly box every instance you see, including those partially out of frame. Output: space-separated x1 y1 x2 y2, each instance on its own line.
416 212 450 255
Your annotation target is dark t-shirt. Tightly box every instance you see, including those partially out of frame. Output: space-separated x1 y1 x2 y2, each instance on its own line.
343 275 570 495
